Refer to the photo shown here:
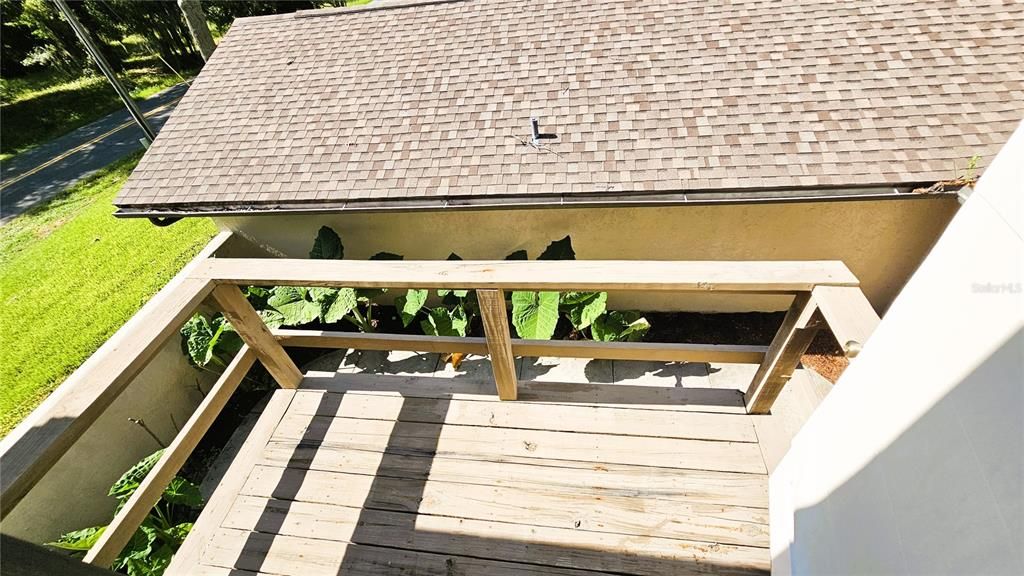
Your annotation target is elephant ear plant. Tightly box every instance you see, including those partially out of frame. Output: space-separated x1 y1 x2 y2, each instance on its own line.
179 228 652 370
47 450 202 576
258 226 402 333
509 236 650 342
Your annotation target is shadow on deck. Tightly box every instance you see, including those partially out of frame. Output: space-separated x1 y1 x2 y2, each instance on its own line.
170 351 832 575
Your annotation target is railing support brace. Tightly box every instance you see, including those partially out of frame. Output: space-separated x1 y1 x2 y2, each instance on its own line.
744 292 821 414
212 284 303 389
477 289 518 400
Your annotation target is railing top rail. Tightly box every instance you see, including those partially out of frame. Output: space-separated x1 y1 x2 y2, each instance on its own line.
192 258 859 292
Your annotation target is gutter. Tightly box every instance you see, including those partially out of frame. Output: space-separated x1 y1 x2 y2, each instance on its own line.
119 182 959 220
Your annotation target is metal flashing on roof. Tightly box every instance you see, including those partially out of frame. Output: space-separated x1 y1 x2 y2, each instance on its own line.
113 183 959 219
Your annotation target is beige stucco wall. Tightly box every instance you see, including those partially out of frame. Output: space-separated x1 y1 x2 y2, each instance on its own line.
1 339 213 544
0 236 261 544
218 197 958 313
770 124 1023 574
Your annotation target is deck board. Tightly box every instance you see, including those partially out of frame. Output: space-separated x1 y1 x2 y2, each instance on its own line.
170 356 772 575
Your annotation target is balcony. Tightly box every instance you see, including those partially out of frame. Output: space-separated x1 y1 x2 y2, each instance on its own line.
0 234 878 575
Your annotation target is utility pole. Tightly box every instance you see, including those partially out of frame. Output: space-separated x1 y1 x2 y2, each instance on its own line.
178 0 215 61
52 0 156 143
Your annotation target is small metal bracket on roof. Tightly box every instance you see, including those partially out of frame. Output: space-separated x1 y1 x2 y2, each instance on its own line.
530 117 557 146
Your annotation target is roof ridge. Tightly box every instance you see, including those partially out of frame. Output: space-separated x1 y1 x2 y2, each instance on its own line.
294 0 467 19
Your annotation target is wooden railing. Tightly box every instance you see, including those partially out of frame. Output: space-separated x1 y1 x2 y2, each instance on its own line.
0 240 879 569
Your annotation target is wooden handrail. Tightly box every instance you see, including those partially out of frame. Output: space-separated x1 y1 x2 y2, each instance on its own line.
0 240 880 557
192 258 860 292
83 348 257 567
0 277 215 520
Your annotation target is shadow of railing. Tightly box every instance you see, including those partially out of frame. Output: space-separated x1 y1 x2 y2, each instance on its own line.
228 365 767 575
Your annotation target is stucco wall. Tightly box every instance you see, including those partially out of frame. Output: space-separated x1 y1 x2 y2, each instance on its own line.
217 197 957 314
770 124 1023 574
1 340 213 544
0 235 257 544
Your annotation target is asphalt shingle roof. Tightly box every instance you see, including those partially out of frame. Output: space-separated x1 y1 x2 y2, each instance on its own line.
115 0 1024 214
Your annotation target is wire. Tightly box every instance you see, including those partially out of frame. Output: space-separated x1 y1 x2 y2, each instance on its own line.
94 0 195 87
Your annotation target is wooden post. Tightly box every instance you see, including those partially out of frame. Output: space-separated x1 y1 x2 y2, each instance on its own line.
211 284 302 389
744 292 820 414
477 289 518 400
811 285 880 358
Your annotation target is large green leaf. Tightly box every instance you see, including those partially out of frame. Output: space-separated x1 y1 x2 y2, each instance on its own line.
162 477 203 508
110 450 164 499
259 309 286 329
538 235 575 260
268 286 321 326
309 226 343 259
395 289 428 327
180 315 214 367
322 288 358 324
566 292 607 330
46 526 106 551
164 523 194 548
202 317 242 366
511 291 559 340
420 306 469 337
592 311 651 342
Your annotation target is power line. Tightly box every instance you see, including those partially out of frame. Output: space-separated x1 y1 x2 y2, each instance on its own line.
52 0 156 143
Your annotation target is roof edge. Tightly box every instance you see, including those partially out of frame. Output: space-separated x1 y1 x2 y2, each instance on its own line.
233 0 466 25
113 183 959 219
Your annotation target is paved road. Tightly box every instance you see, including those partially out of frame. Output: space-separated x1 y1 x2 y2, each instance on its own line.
0 82 189 225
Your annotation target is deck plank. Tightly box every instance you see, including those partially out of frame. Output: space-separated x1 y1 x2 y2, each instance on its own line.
287 389 758 442
259 442 768 508
219 495 770 576
175 371 771 575
270 411 766 474
238 465 769 547
301 372 749 413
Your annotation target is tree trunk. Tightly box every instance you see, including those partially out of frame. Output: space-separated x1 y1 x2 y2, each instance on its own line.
177 0 215 61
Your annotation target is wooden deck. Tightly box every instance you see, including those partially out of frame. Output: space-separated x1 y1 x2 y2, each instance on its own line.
170 352 831 576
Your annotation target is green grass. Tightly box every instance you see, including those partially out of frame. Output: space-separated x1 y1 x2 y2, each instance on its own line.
0 57 194 158
0 152 217 435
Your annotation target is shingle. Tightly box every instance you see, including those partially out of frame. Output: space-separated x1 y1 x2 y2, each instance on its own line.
115 0 1024 211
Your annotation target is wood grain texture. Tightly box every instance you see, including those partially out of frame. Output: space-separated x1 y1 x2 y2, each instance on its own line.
166 390 295 576
269 412 766 473
301 372 749 414
84 348 256 567
744 292 820 414
477 288 518 399
211 284 302 389
273 328 768 363
221 495 770 576
193 258 859 292
258 442 768 507
286 389 758 442
812 285 880 357
172 374 772 575
239 465 769 547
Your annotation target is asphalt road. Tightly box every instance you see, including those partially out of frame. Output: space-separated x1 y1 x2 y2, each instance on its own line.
0 82 189 225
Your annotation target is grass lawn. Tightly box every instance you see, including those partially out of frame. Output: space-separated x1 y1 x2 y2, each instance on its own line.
0 152 217 435
0 54 196 161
